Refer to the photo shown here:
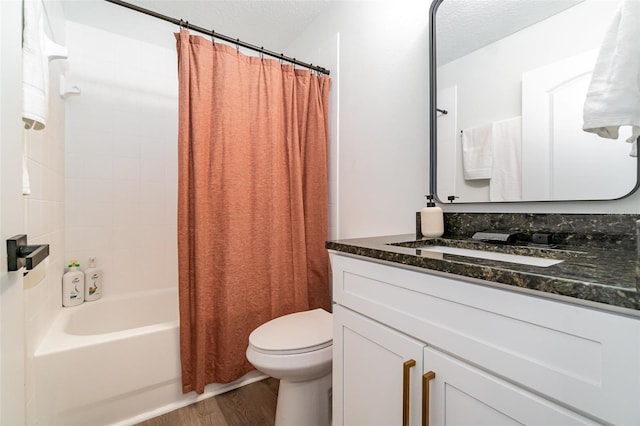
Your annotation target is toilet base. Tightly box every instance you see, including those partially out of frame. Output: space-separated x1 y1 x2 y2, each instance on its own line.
275 372 332 426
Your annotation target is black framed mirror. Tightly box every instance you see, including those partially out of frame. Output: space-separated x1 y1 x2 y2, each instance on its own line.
429 0 639 203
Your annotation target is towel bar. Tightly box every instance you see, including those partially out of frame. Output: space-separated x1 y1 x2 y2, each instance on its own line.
7 234 50 274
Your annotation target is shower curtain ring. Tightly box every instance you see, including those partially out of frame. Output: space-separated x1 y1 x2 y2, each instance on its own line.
236 38 240 52
279 54 284 65
260 47 264 60
211 29 215 44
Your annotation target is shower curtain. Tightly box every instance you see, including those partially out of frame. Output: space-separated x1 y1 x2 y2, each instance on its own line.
175 30 331 394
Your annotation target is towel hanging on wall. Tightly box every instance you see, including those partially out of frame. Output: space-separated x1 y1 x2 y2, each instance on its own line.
490 116 522 202
583 0 640 157
461 123 493 180
22 0 68 130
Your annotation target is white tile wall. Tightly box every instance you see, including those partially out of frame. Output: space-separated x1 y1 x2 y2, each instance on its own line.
64 21 178 295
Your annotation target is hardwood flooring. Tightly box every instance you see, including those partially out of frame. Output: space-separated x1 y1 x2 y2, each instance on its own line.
136 378 279 426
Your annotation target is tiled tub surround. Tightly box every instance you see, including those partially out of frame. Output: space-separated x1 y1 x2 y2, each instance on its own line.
326 213 640 313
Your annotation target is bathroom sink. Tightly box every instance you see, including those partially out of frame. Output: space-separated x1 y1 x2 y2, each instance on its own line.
417 245 563 267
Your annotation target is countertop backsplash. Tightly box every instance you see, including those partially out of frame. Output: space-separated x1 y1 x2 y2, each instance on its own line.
416 212 640 251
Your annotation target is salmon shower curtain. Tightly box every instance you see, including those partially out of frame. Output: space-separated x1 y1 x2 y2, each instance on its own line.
175 30 331 394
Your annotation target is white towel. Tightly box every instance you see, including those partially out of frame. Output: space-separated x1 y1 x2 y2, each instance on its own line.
490 116 522 202
461 123 493 180
583 0 640 157
23 0 47 130
22 0 67 131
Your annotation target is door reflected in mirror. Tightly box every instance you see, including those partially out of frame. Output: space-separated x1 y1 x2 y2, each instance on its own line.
430 0 639 203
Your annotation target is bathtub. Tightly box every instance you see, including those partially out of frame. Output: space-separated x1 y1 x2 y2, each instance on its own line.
32 288 266 425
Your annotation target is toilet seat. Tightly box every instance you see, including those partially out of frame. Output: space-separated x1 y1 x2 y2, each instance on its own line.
248 308 332 355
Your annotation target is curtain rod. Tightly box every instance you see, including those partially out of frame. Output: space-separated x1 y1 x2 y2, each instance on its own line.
103 0 330 76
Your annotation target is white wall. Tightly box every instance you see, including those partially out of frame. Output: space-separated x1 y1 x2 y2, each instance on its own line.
64 21 178 295
286 1 431 239
0 1 27 423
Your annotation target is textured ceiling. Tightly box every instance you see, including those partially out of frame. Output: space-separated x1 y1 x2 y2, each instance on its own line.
63 0 587 66
62 0 337 52
436 0 585 65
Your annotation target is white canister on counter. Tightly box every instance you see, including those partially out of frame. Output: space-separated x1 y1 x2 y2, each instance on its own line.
421 195 444 238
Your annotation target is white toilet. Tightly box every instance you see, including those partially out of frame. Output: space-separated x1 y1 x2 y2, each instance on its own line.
246 308 332 426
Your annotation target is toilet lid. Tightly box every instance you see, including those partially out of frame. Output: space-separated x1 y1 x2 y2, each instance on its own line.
249 308 332 355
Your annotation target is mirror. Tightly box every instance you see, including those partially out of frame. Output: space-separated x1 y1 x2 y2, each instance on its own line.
429 0 639 203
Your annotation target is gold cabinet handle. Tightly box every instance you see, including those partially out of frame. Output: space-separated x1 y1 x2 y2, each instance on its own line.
422 371 436 426
403 359 416 426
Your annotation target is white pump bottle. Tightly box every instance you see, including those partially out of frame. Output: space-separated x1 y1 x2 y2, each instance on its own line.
420 195 444 238
84 257 103 301
62 260 84 307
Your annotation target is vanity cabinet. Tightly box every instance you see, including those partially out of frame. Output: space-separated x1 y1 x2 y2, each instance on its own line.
334 305 424 426
330 252 640 426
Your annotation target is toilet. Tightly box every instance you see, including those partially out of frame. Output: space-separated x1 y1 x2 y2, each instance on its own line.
246 308 332 426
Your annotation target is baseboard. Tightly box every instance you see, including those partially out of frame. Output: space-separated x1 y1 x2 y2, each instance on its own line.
114 370 269 426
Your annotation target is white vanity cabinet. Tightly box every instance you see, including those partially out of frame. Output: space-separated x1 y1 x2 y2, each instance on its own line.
333 305 425 426
330 252 640 426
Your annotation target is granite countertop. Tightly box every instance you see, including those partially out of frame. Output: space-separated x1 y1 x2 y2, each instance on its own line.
326 232 640 314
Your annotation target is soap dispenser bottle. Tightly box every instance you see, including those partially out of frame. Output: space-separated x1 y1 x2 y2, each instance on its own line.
62 260 84 307
84 257 103 302
421 195 444 238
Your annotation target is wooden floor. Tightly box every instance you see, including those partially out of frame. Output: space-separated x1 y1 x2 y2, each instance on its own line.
136 378 279 426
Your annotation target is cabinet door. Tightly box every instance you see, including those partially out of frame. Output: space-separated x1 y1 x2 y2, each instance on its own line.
333 305 425 426
424 347 599 426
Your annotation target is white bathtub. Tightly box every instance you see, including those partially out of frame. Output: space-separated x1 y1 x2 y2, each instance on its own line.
32 288 265 425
